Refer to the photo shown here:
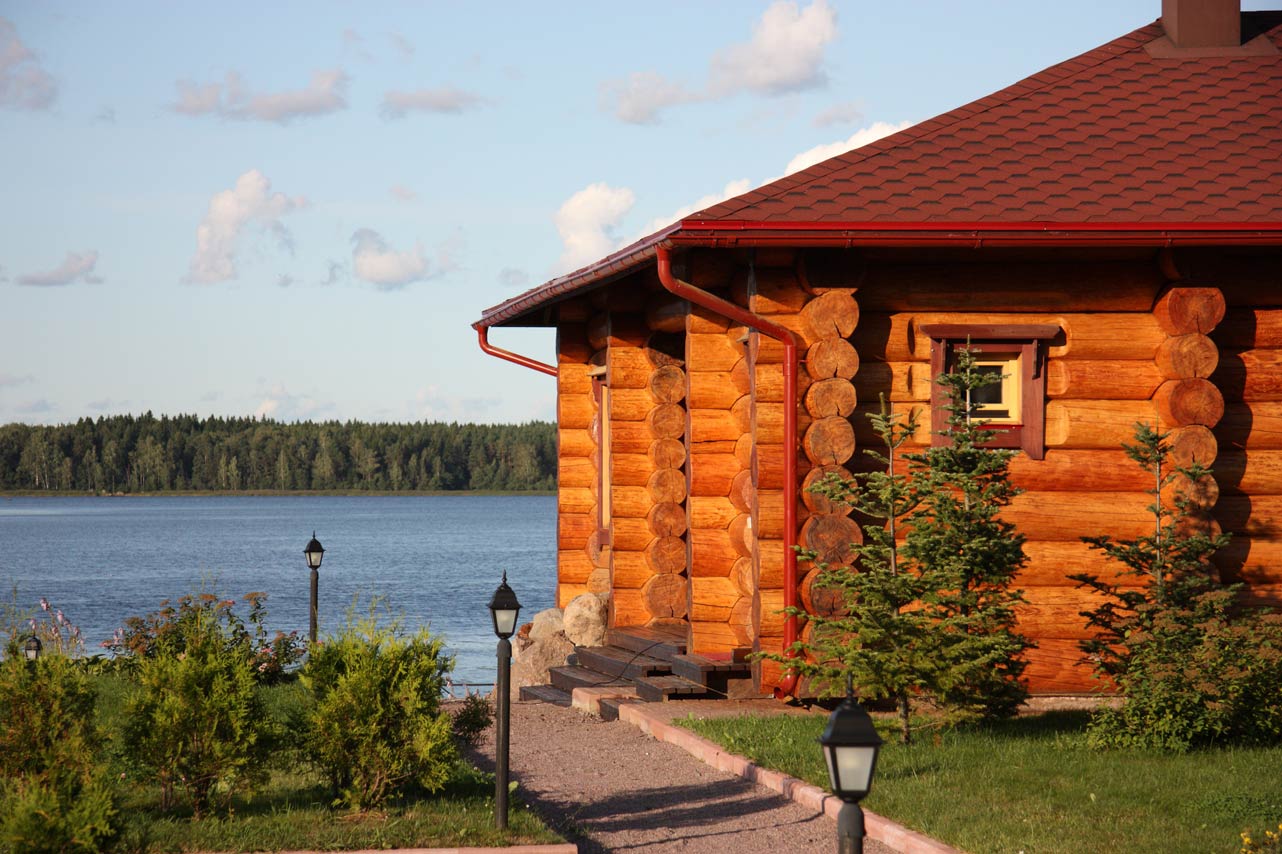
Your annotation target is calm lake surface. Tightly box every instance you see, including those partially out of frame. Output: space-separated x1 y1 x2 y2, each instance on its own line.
0 495 556 687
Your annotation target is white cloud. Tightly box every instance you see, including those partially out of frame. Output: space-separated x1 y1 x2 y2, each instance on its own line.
0 372 34 388
319 260 345 286
499 267 529 289
276 274 295 288
351 229 432 289
784 120 914 175
172 69 348 123
87 397 129 412
389 33 415 59
17 251 103 286
554 183 636 273
0 17 56 110
601 71 699 125
15 399 54 415
411 385 502 422
812 100 861 128
602 0 835 124
254 384 335 421
187 170 306 284
381 86 487 118
390 184 417 202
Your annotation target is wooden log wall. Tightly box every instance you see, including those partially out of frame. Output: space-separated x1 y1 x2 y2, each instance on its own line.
607 295 692 630
555 299 599 608
1204 252 1282 614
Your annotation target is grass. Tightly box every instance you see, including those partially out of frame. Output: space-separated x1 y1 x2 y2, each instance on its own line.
680 710 1282 854
89 675 560 852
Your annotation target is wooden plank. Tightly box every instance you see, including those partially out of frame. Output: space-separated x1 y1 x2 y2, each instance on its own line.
558 549 594 584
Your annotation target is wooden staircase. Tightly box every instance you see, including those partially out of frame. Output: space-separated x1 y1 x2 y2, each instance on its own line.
518 624 755 720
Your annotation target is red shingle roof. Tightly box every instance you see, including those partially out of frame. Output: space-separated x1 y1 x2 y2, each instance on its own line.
696 14 1282 224
478 12 1282 328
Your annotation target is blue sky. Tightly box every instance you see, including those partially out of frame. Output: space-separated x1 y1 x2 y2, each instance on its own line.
2 1 1266 426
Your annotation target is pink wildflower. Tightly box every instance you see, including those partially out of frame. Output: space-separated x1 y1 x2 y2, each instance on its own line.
39 598 49 612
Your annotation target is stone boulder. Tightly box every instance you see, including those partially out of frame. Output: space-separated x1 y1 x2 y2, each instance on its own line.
528 607 565 641
562 593 608 647
511 609 574 690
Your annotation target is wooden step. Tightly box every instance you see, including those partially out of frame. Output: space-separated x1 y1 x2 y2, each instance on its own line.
575 645 673 680
634 674 717 702
599 697 642 722
606 625 688 662
549 664 627 693
518 685 572 706
670 653 751 684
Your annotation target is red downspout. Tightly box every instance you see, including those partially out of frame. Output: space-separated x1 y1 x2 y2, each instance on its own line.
475 326 558 377
655 246 803 699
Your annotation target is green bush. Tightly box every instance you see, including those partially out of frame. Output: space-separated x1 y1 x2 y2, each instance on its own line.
451 692 494 746
121 598 269 815
301 608 456 810
0 638 122 853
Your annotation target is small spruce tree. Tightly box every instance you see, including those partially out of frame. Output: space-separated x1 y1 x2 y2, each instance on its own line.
902 345 1031 722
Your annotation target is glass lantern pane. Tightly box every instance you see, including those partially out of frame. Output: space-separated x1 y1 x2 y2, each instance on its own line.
834 745 876 795
495 609 518 636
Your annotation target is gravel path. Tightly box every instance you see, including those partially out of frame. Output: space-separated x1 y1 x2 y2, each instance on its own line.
465 699 895 854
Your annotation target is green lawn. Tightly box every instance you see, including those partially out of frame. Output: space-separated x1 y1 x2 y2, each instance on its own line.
680 711 1282 854
91 676 560 852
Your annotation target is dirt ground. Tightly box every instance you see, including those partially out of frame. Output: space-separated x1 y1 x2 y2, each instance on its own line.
464 699 895 854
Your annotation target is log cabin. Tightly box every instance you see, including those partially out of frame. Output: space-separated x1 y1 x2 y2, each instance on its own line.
474 0 1282 697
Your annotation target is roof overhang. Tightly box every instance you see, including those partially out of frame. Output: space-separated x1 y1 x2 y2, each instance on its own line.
475 219 1282 328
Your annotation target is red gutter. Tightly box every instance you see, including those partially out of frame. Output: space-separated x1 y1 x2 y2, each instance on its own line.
475 327 557 377
654 246 803 700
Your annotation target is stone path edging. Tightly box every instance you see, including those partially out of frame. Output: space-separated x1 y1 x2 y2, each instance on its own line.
274 846 577 854
617 703 960 854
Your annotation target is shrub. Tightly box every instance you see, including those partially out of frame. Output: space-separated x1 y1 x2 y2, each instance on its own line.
301 607 456 810
451 692 494 746
121 597 269 815
1073 423 1282 750
0 635 122 853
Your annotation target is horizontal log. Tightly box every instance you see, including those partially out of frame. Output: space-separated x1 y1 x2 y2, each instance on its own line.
557 583 590 610
644 332 686 368
735 433 755 469
730 598 755 646
691 528 739 577
1007 450 1153 492
759 590 788 637
1020 541 1142 586
1211 538 1282 585
731 556 755 597
648 468 687 505
800 514 862 566
647 535 688 575
643 573 689 620
1021 637 1105 694
728 513 754 558
1215 495 1282 535
689 371 742 409
1002 491 1171 541
731 395 753 433
1153 286 1226 335
690 622 743 654
559 393 595 430
558 487 595 515
559 455 597 489
802 465 855 515
558 549 594 585
587 312 610 351
731 357 752 395
1045 400 1158 448
855 312 1166 363
754 446 795 490
612 421 654 455
688 303 732 334
806 338 860 380
857 260 1162 313
613 550 656 589
690 495 739 530
755 401 809 445
1213 308 1282 350
647 502 688 538
1240 584 1282 610
801 290 860 340
805 377 859 417
689 333 742 372
557 323 594 364
758 541 787 589
756 490 788 540
559 428 595 459
1213 349 1282 402
645 294 689 334
1047 360 1163 400
612 453 652 487
690 453 739 497
692 576 740 610
611 485 651 519
1155 334 1218 380
648 365 686 404
854 361 931 403
690 409 742 444
612 518 653 551
610 315 651 348
558 512 594 550
1015 585 1130 641
609 347 654 389
804 416 857 466
1213 450 1282 495
750 267 807 315
754 336 788 365
755 363 807 403
1153 378 1224 428
558 364 593 396
1216 403 1282 451
612 588 649 628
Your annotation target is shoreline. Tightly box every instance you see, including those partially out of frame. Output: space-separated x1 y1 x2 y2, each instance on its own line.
0 489 556 499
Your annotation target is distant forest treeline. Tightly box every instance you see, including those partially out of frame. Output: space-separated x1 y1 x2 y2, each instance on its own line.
0 414 557 493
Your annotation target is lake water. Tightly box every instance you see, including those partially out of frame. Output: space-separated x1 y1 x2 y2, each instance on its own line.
0 495 556 688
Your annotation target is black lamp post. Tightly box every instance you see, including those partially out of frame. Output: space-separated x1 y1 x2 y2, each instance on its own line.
488 572 521 830
23 635 42 662
303 532 324 644
819 678 884 854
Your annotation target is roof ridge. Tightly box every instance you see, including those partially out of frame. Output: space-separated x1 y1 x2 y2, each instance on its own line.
697 19 1162 221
